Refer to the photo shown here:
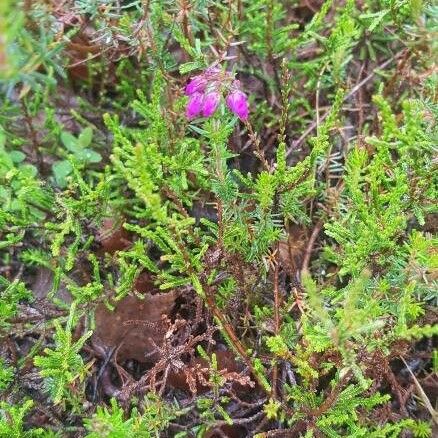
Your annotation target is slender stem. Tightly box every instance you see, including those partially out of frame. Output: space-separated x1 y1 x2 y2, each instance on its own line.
301 219 324 276
245 120 270 171
287 54 403 159
203 285 267 391
271 250 281 398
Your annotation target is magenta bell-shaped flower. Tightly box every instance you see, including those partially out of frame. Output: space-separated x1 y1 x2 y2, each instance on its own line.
184 68 250 121
185 75 207 95
186 92 203 119
202 91 220 117
226 90 249 121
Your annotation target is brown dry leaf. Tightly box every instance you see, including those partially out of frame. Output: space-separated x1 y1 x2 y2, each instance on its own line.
204 425 247 438
92 291 178 363
133 272 155 294
424 213 438 233
32 267 73 303
66 32 101 80
97 218 132 254
278 224 308 274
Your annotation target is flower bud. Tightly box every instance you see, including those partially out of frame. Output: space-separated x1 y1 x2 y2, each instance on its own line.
226 90 249 121
186 92 203 119
185 75 207 95
202 91 220 117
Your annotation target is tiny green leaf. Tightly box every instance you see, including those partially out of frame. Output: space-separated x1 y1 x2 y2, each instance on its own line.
78 127 93 148
52 160 72 187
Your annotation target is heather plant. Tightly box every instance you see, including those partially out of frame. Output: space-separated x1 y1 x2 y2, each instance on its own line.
84 396 181 438
34 303 92 406
0 0 436 437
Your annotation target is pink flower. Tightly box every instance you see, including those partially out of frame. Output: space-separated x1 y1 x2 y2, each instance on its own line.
202 91 220 117
185 75 207 95
186 92 203 119
226 90 249 121
183 68 249 121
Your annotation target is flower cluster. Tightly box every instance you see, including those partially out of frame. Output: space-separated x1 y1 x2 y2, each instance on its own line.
185 68 249 121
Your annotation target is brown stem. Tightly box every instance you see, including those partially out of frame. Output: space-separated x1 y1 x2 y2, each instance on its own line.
312 373 351 418
181 0 194 47
203 285 266 391
168 226 269 393
245 120 270 171
271 249 281 398
301 219 324 276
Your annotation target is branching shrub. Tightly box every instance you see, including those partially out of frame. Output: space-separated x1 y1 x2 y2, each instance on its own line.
0 0 436 437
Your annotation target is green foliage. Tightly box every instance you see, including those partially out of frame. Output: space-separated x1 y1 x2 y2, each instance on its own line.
84 396 179 438
0 400 48 437
241 0 299 59
45 170 113 272
263 398 282 420
0 358 14 391
285 380 431 437
105 74 208 223
53 127 101 188
0 276 33 330
34 303 92 404
325 95 436 277
0 3 65 95
0 126 52 237
65 254 104 303
195 394 234 431
0 0 436 436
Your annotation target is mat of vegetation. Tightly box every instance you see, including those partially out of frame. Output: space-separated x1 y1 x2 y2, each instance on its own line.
0 0 437 437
